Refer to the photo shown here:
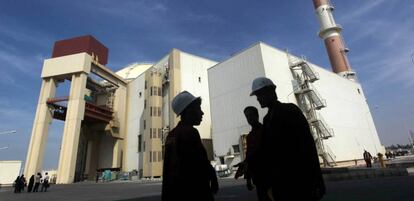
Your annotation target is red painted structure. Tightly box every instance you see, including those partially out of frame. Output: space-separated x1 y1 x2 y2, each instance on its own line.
52 35 109 65
47 96 113 123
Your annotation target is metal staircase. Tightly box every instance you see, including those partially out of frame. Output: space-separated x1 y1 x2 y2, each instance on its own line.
287 53 336 167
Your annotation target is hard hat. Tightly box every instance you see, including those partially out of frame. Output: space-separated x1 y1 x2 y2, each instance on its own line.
172 91 200 115
250 77 276 96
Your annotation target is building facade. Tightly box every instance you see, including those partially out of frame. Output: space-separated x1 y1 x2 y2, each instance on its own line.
208 42 385 167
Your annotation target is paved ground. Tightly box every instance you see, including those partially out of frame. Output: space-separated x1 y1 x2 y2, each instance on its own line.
1 176 413 201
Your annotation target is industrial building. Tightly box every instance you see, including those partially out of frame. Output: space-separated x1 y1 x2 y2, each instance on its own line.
117 49 216 177
24 0 385 183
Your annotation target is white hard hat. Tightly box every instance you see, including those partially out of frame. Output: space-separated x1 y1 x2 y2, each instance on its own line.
250 77 276 96
172 91 200 115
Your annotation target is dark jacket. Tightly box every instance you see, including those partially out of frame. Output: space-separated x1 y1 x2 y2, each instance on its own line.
162 121 216 201
245 124 264 184
260 101 325 200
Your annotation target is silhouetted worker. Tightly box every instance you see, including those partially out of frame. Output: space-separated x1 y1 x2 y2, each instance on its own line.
27 175 34 192
13 176 21 193
239 106 271 201
33 172 41 192
363 150 373 168
250 77 326 201
162 91 218 201
40 172 50 192
20 174 26 192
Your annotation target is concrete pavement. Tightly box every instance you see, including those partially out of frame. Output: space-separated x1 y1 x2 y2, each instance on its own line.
1 176 413 201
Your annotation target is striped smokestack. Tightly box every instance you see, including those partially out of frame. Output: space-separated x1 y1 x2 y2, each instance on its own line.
313 0 356 80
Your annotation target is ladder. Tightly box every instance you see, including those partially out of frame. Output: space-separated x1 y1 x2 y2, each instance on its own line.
287 51 335 167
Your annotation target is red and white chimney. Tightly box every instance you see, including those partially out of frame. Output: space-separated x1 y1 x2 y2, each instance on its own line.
313 0 356 81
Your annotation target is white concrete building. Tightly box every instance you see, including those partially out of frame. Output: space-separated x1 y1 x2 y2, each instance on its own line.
118 49 217 177
0 161 22 186
208 42 384 166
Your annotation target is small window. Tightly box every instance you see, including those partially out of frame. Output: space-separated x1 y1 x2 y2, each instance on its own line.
143 120 146 130
158 87 161 96
158 151 162 162
232 145 240 153
139 92 142 97
149 151 152 163
150 128 152 138
145 81 147 89
138 135 142 152
158 128 162 138
150 107 153 116
198 77 201 83
144 100 147 109
357 88 361 94
158 107 161 116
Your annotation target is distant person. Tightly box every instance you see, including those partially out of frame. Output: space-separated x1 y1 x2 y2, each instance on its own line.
162 91 218 201
234 106 271 201
377 153 386 168
250 77 326 201
13 176 21 193
33 172 42 192
40 172 50 192
20 174 27 192
27 175 35 192
363 150 373 168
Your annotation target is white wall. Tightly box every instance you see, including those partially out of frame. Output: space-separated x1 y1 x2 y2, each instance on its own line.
0 161 22 185
310 64 385 161
208 43 268 156
208 42 384 162
180 52 217 139
124 73 146 171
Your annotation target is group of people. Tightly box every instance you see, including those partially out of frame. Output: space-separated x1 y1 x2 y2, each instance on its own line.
161 77 326 201
14 172 50 193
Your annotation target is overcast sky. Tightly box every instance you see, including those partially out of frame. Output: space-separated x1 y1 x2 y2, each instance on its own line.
0 0 413 169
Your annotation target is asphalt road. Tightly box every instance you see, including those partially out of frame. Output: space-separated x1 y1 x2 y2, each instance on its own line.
1 176 413 201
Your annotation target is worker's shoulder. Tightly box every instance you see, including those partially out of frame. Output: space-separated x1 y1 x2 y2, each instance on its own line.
280 102 301 111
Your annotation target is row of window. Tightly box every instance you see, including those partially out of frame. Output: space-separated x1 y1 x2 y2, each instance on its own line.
150 106 161 117
149 128 163 139
150 86 162 96
149 151 163 163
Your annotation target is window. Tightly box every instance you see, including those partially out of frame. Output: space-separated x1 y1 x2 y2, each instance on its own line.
149 152 152 163
143 141 146 152
158 128 162 138
150 107 153 116
144 99 147 109
158 107 161 116
150 87 153 96
158 87 161 96
138 135 142 152
158 151 162 162
153 151 157 162
357 88 361 94
139 92 142 97
150 128 152 138
153 128 156 137
198 77 201 83
232 145 240 154
145 81 147 89
143 120 146 130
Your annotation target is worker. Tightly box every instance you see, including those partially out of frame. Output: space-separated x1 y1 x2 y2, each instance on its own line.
363 150 373 167
162 91 218 201
377 153 386 168
235 106 271 201
250 77 325 201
